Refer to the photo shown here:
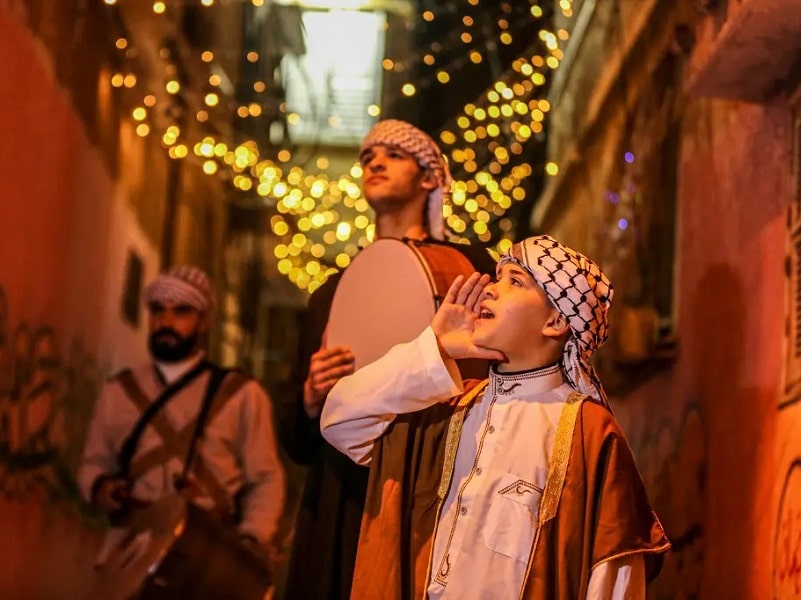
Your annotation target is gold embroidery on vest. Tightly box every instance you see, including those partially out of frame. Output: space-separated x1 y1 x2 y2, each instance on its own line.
437 380 489 500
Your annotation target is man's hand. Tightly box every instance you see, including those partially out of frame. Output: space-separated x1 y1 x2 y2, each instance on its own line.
432 273 506 362
303 346 355 418
92 476 132 513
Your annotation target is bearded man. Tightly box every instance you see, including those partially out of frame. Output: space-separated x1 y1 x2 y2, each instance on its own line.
78 265 285 561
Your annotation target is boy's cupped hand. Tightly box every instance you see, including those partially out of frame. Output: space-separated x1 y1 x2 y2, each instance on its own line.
432 272 506 363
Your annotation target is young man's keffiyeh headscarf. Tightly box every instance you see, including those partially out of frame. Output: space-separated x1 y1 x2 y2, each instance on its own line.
144 265 214 313
498 235 614 406
359 119 451 240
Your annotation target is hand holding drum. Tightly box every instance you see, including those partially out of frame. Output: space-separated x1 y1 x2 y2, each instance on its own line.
303 341 355 418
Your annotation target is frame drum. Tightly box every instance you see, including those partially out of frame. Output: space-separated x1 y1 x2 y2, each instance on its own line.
327 238 488 378
91 495 271 600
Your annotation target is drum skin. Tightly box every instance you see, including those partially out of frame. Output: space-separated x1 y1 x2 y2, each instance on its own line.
327 238 488 378
92 495 271 600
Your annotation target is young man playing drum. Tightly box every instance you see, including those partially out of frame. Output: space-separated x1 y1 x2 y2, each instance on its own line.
280 119 495 599
321 235 670 599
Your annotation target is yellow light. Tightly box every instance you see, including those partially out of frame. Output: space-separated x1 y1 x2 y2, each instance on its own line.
292 233 307 247
336 222 352 241
277 149 292 162
440 131 457 145
532 73 546 85
335 253 351 268
122 74 136 88
253 81 266 93
461 33 472 44
201 0 213 5
132 107 147 121
153 2 166 14
422 10 434 22
367 104 381 117
197 110 209 122
209 74 222 87
136 124 150 137
401 84 416 97
287 113 300 125
545 162 559 176
144 94 156 107
423 54 436 66
252 0 264 6
247 51 259 63
201 51 214 63
203 160 218 175
437 71 450 84
205 93 219 107
382 58 395 70
248 103 262 117
104 0 117 4
531 5 543 17
473 221 488 235
463 16 474 26
115 38 127 49
470 51 482 64
174 145 188 158
237 106 250 118
277 259 292 275
110 73 124 87
166 80 180 94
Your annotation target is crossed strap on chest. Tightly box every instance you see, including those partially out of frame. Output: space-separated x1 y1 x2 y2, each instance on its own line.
114 363 246 517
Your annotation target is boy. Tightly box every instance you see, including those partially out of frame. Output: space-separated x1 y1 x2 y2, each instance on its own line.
321 235 669 599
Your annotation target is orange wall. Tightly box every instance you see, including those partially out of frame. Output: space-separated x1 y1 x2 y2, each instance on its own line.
0 7 158 598
614 99 791 598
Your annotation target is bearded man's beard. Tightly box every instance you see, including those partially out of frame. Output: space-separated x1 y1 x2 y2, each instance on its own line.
148 328 201 363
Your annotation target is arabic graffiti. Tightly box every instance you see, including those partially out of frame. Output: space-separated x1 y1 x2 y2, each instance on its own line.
775 460 801 599
0 285 100 505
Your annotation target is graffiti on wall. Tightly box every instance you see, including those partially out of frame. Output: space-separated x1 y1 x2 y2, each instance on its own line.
0 285 100 504
630 402 706 600
775 460 801 599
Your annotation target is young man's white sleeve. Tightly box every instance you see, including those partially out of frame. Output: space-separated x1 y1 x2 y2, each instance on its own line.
321 326 463 465
586 554 645 600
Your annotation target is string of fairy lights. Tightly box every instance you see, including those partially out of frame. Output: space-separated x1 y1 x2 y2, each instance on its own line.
102 0 574 293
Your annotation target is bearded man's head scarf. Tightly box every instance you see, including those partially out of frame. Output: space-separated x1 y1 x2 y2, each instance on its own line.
498 235 614 406
144 265 214 313
360 119 451 240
